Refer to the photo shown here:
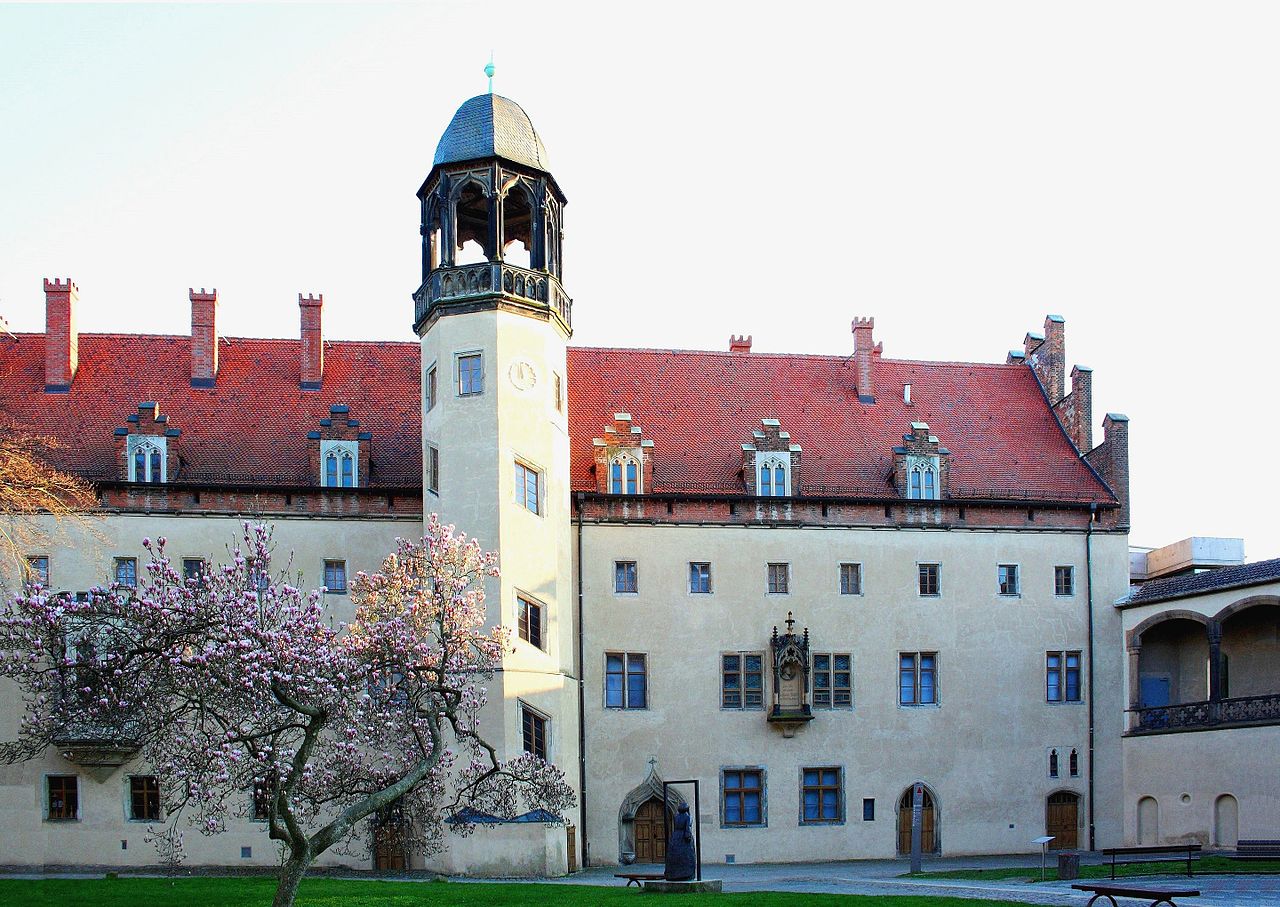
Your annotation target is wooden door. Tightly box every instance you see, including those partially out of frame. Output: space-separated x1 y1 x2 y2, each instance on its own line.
634 799 667 864
1047 792 1079 850
897 788 936 855
373 808 408 871
566 824 578 873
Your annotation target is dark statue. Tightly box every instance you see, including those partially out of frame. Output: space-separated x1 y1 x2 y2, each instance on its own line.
664 803 696 881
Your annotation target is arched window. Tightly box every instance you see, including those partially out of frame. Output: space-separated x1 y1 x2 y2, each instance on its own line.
453 181 491 265
758 455 789 497
1049 749 1059 778
907 458 939 500
127 436 168 484
320 440 360 489
610 455 641 495
1069 749 1079 778
502 185 534 269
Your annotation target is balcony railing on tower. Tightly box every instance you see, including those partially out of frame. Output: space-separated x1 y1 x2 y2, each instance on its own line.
414 263 572 331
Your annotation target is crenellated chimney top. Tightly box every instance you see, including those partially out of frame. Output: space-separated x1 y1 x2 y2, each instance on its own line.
729 334 752 354
299 293 324 390
190 288 219 388
851 316 877 404
43 278 79 393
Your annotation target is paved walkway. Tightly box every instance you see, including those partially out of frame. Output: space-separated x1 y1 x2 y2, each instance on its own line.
555 855 1280 905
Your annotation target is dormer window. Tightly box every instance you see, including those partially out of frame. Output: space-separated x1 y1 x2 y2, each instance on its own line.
610 455 640 495
321 440 359 488
907 457 939 500
126 436 167 484
758 454 790 497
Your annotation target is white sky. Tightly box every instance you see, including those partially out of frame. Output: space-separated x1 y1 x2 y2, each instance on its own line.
1 2 1276 560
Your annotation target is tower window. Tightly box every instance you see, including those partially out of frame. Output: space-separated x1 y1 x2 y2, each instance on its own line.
426 365 438 411
520 703 548 760
457 352 484 396
514 461 541 514
518 595 544 650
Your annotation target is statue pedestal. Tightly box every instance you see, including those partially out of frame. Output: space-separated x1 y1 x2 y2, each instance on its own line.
643 879 724 894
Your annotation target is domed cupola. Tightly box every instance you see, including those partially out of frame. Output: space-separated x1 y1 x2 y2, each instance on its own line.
413 90 570 338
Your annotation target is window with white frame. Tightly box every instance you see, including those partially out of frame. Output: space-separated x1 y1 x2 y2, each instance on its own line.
610 454 641 494
757 453 790 497
320 440 359 488
906 456 939 500
127 435 167 483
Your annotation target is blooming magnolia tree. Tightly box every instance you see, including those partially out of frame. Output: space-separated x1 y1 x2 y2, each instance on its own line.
0 517 574 907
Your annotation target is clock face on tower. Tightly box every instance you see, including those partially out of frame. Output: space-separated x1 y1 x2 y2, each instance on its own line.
508 360 537 391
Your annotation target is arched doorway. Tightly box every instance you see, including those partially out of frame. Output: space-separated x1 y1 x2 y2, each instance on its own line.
633 798 667 864
1214 794 1239 848
1046 791 1080 850
1137 796 1159 845
897 786 939 855
372 801 408 871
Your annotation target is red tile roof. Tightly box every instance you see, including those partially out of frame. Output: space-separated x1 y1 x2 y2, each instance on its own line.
0 333 422 487
1 333 1114 504
566 347 1115 503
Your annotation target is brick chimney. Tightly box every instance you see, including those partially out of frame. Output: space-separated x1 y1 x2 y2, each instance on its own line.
1068 364 1093 453
729 334 752 354
851 317 876 403
299 293 324 390
190 288 219 388
43 278 78 393
1086 413 1130 530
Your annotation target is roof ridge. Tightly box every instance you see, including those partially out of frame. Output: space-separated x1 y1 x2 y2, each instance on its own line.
569 345 1023 369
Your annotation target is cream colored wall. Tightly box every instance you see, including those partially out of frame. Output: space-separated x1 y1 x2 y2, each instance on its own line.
425 821 568 877
421 307 580 874
1119 579 1280 846
0 510 415 870
579 521 1130 864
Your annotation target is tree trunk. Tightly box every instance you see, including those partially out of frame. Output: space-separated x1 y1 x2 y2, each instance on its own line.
272 851 312 907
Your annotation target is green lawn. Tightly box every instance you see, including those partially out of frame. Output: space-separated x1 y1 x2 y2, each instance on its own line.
908 854 1280 882
0 877 1029 907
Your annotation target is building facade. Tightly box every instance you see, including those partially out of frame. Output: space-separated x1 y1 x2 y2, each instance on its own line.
0 90 1266 875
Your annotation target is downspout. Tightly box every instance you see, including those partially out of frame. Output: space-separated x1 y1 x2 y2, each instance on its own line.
574 493 588 867
1086 502 1097 852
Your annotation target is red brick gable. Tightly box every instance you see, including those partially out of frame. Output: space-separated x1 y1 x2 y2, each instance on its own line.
566 347 1115 504
0 333 421 488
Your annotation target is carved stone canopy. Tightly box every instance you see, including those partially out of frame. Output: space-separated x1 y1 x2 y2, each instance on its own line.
769 612 814 736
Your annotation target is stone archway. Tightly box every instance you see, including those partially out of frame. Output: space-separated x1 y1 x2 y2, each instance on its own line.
617 763 687 865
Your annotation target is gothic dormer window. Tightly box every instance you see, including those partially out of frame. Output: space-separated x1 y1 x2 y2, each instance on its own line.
610 454 641 495
907 457 938 500
758 454 790 497
127 436 167 483
321 440 359 488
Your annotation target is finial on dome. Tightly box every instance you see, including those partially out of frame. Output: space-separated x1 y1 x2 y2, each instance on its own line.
484 54 495 94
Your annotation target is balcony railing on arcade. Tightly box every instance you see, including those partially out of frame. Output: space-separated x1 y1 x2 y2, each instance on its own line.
1128 693 1280 735
413 263 572 330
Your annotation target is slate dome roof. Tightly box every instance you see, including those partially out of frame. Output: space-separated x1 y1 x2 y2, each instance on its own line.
433 94 550 171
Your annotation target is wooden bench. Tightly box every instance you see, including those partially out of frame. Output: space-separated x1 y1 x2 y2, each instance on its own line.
1100 844 1202 879
1235 838 1280 860
614 872 665 887
1072 883 1200 906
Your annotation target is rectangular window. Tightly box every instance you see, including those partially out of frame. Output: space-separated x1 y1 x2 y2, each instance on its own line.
520 705 547 760
426 365 438 411
839 562 862 595
114 557 138 589
182 558 206 582
812 653 853 708
689 562 712 594
722 769 764 827
1047 650 1083 702
1055 565 1075 596
514 461 540 514
129 775 160 821
518 595 544 650
614 561 637 594
899 652 938 705
767 563 790 594
553 372 563 413
802 767 842 824
323 559 347 593
863 798 875 821
428 445 440 495
917 564 940 597
605 652 647 709
47 775 78 820
457 352 483 396
998 564 1020 596
26 555 49 587
721 652 764 710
